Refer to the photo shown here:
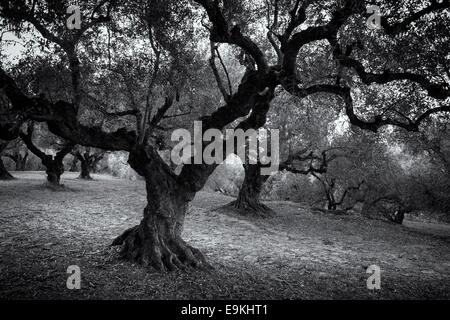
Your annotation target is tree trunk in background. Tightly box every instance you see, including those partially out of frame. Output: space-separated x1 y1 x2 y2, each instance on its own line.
69 157 78 172
15 152 28 171
361 195 406 224
227 163 274 216
74 150 104 179
90 154 104 173
20 126 73 187
79 157 92 180
112 146 210 271
43 157 65 187
0 157 14 180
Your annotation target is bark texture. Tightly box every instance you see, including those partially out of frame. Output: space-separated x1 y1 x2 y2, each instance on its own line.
112 146 210 271
227 163 273 217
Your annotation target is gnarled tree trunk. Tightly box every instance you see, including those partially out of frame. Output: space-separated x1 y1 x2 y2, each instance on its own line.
112 146 210 271
227 163 273 216
43 157 65 186
74 149 104 179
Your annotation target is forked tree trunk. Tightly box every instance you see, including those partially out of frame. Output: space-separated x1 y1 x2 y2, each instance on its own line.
112 146 210 271
75 150 104 179
20 126 73 188
44 158 65 187
227 163 274 217
0 157 14 180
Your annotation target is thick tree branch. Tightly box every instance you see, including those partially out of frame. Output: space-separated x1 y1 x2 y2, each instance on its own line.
0 67 136 150
195 0 268 71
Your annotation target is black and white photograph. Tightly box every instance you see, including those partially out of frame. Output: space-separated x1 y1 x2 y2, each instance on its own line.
0 0 449 310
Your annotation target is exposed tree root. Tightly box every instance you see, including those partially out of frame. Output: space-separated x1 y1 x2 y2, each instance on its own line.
217 199 275 218
112 224 212 272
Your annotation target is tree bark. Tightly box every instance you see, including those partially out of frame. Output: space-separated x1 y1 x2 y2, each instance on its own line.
112 146 210 271
226 163 274 217
0 157 14 180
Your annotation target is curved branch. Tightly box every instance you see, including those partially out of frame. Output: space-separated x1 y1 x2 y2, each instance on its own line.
195 0 268 71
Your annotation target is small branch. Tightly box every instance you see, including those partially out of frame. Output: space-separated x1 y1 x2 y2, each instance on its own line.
209 42 231 102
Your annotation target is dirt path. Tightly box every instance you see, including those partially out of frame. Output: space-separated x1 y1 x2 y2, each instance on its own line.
1 172 449 299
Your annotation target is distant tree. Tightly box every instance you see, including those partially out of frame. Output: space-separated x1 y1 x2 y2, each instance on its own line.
69 156 78 172
73 147 106 180
2 139 28 171
19 123 73 187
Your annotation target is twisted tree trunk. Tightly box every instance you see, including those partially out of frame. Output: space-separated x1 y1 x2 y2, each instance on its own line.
20 125 73 187
227 163 273 216
74 149 105 179
112 146 210 271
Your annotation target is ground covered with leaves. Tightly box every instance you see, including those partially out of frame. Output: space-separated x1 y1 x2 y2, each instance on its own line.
0 172 449 299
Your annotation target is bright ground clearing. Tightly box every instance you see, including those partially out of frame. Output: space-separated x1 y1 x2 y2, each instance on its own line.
0 172 449 299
